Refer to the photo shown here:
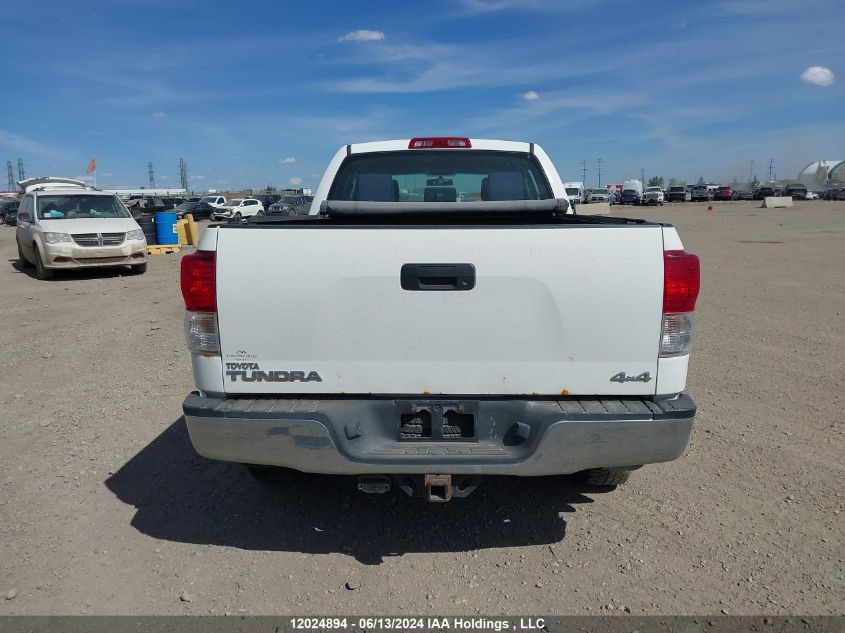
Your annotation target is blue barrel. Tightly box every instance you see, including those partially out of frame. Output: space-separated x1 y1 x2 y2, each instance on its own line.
154 211 178 245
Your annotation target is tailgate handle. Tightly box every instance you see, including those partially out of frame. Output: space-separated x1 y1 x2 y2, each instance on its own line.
401 263 475 291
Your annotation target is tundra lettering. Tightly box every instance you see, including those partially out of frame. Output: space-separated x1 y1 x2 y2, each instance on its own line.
225 369 323 383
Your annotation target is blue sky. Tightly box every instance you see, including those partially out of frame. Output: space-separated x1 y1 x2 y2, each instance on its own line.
1 0 843 191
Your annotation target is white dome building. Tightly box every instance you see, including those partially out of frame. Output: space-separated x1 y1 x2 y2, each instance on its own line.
797 161 845 187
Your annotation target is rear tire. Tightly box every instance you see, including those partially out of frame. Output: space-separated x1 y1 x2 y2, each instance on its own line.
582 466 640 486
34 247 54 280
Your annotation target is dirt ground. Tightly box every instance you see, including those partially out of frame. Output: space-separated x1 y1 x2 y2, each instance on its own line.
0 201 842 615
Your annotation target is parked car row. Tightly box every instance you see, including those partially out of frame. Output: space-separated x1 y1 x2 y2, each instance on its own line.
116 193 315 223
659 183 825 202
819 187 845 200
1 199 19 225
434 177 843 208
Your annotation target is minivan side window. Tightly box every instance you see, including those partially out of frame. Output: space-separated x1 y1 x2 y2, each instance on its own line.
19 196 33 221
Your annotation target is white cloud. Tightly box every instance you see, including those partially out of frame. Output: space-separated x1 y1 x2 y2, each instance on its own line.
800 66 834 87
338 30 385 43
151 111 166 118
279 157 296 165
288 177 303 186
523 90 540 101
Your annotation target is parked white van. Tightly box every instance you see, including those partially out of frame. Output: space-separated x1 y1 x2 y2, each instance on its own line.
15 177 148 280
563 181 586 206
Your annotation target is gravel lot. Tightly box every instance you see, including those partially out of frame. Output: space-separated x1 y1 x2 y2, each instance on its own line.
1 201 842 615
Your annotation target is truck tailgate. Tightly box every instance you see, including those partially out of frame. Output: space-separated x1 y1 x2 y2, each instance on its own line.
215 225 665 396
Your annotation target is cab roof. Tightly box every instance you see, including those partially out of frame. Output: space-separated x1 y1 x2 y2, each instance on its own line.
347 138 533 154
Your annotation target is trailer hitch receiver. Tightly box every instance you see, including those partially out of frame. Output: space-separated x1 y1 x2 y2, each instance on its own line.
424 474 452 502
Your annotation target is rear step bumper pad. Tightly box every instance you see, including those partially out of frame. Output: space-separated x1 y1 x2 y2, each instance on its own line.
182 393 695 476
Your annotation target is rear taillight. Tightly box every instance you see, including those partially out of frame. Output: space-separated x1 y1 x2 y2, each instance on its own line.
181 250 219 355
663 250 700 313
661 250 700 357
181 250 216 312
408 137 472 149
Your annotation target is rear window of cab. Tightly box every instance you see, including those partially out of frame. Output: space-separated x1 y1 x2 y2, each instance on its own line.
329 151 553 203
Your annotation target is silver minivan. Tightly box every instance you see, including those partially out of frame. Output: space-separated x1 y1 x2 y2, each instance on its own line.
16 178 148 280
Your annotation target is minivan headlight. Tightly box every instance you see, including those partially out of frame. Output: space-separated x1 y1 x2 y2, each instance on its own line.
44 232 72 244
126 229 145 241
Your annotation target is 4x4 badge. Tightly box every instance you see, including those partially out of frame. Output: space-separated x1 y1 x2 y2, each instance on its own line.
610 371 652 383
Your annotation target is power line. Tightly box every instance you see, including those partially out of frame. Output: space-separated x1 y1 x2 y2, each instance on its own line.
148 162 155 188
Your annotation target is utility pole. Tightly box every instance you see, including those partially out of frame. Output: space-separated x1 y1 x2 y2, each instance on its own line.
17 158 25 182
597 158 603 187
581 160 587 185
641 167 645 184
179 158 189 191
767 159 774 182
148 162 155 189
750 160 755 183
6 161 14 190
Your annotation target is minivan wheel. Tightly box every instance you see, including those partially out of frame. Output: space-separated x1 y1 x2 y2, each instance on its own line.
34 247 54 280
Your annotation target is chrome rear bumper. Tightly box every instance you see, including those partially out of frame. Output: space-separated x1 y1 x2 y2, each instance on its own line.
183 393 695 476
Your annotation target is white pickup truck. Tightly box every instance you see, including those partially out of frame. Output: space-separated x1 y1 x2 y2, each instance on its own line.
181 137 699 502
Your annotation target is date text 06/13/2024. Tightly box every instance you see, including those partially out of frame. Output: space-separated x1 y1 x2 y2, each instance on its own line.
288 617 547 631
